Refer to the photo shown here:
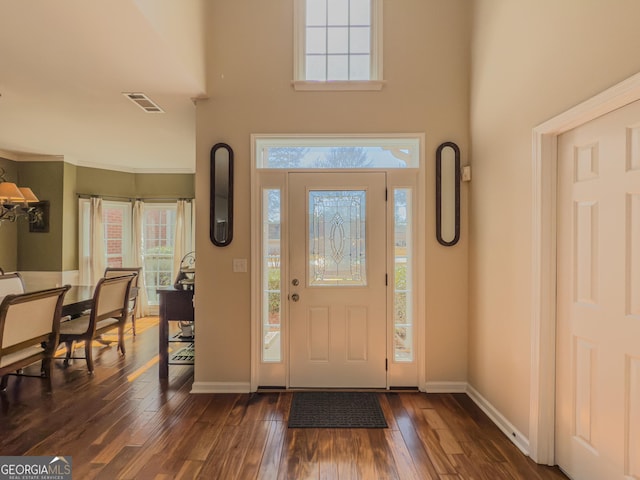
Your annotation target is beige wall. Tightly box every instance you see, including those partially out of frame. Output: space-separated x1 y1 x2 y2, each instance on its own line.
133 0 206 93
469 0 640 437
195 0 471 387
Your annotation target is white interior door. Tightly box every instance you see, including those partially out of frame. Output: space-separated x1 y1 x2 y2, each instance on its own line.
557 100 640 479
288 172 387 388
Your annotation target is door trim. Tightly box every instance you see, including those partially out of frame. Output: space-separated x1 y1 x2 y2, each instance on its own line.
531 71 640 464
250 135 426 393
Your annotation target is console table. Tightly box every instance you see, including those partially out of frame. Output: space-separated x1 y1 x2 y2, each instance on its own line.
157 287 194 379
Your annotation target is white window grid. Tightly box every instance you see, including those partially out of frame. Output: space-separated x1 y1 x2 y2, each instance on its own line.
143 204 177 305
294 0 383 90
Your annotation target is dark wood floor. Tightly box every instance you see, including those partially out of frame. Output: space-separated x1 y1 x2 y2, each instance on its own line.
0 318 567 480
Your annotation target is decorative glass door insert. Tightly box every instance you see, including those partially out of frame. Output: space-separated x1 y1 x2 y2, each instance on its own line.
309 190 366 286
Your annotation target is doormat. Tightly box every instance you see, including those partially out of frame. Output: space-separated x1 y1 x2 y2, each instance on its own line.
171 343 194 362
288 392 388 428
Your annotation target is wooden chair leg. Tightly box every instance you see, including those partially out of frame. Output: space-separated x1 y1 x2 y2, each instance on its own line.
118 324 126 355
63 341 73 366
41 357 52 378
41 357 54 393
43 375 53 394
132 314 136 336
85 340 94 373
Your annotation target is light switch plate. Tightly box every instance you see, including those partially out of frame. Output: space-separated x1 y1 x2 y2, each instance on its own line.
233 258 248 273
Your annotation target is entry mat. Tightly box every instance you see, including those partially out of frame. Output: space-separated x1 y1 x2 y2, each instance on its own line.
171 343 194 362
288 392 388 428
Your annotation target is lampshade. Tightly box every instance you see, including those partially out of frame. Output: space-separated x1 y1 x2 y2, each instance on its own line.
0 182 25 202
18 187 39 203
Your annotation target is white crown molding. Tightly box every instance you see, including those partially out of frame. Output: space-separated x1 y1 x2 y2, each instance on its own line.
71 158 195 174
0 149 19 161
0 152 194 174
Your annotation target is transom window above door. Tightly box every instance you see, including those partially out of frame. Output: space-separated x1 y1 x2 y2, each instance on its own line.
254 135 421 168
293 0 383 91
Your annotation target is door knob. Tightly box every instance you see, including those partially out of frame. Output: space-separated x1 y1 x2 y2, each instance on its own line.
291 293 300 302
292 278 300 286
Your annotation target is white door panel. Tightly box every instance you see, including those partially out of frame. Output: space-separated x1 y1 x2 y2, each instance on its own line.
557 100 640 479
289 172 387 388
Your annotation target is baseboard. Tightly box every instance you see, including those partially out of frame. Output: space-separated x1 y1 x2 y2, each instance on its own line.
190 381 251 394
424 381 468 393
466 384 530 456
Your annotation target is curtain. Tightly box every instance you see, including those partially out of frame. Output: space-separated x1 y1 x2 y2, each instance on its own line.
172 199 188 277
89 197 105 286
132 200 149 317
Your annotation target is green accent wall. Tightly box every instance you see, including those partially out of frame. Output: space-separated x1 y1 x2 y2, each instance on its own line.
62 163 78 271
76 167 136 198
76 167 195 199
4 161 194 272
135 173 195 199
17 162 65 271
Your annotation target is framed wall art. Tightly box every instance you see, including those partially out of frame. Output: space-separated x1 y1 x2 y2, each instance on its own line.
29 200 50 233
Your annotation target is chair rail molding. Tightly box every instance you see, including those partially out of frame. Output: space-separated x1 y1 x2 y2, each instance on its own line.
17 270 80 290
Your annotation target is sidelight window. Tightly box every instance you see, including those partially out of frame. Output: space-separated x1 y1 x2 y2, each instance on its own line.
393 188 413 362
262 189 282 362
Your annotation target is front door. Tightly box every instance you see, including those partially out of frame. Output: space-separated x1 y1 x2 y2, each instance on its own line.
556 99 640 479
288 172 387 388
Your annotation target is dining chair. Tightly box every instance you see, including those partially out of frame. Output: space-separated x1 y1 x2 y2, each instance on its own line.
104 267 142 336
0 285 71 391
58 274 135 373
0 272 25 298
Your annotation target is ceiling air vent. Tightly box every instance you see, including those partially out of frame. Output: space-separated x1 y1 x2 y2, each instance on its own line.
122 92 164 113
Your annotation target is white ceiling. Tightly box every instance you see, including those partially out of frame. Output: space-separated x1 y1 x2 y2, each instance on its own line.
0 1 206 173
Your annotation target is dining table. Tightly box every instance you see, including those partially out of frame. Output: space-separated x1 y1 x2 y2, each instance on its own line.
61 285 95 318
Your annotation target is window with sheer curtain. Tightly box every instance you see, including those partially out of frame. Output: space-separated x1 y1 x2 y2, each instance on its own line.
79 199 193 308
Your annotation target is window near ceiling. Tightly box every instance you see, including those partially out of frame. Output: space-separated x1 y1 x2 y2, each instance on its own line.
294 0 383 90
